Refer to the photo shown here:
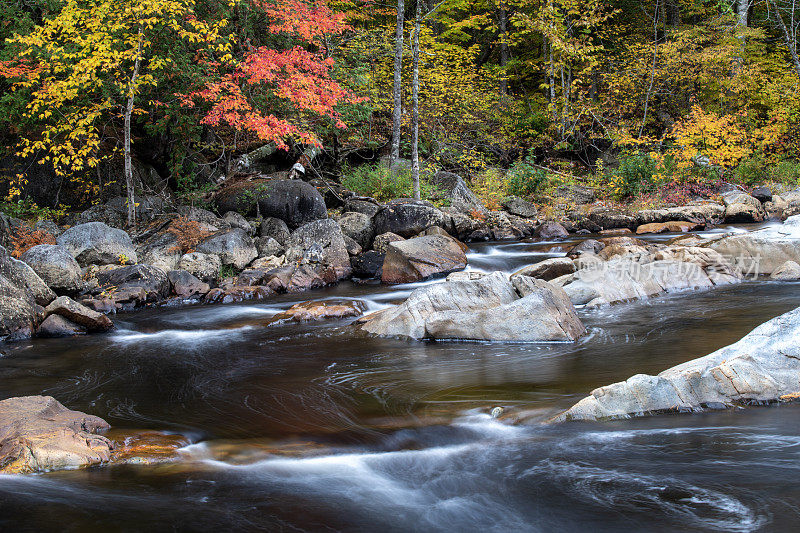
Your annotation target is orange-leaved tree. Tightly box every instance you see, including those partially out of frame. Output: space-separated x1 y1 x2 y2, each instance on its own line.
185 0 360 165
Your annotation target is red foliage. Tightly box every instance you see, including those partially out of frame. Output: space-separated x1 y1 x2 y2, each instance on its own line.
167 216 214 254
186 0 359 149
10 228 56 258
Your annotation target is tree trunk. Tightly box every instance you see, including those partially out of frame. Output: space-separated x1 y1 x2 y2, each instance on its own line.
769 0 800 78
498 0 509 95
411 0 421 200
124 25 144 228
736 0 748 27
390 0 405 170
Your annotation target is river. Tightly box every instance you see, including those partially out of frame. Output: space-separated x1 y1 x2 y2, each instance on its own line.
2 227 800 532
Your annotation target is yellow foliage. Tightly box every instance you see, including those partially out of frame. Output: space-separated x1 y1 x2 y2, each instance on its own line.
670 105 751 169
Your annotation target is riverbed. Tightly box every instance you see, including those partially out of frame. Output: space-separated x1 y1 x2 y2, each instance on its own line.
2 227 799 532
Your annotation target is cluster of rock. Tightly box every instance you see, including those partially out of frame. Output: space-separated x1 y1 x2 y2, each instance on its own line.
553 304 800 422
4 172 800 342
513 216 800 308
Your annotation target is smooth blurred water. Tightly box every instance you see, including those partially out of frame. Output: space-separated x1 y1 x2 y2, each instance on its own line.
2 225 799 532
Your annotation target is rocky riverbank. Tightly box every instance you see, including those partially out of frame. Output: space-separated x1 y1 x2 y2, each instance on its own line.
1 173 799 343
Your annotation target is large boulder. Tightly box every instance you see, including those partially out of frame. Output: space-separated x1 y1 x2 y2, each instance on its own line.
705 218 800 275
343 198 381 217
44 296 113 331
57 222 137 266
96 264 170 302
259 217 291 245
0 396 112 474
0 245 56 338
195 228 258 270
771 260 800 280
357 271 585 342
556 184 596 204
136 231 182 272
502 196 538 219
429 171 486 214
37 314 86 338
587 210 635 230
553 305 800 422
284 219 352 282
381 235 467 284
20 244 83 293
722 191 764 222
535 221 569 240
254 236 284 257
351 250 384 279
373 199 446 238
337 212 374 249
216 178 327 228
177 252 222 282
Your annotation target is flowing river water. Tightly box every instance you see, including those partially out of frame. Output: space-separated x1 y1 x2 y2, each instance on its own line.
3 226 800 532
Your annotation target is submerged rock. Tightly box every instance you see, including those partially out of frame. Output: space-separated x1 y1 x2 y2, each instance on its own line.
552 305 800 422
270 299 367 323
357 271 585 342
0 396 112 474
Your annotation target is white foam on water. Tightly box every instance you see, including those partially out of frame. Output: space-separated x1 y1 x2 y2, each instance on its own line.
111 326 255 344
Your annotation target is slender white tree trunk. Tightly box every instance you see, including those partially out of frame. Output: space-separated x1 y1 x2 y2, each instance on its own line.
411 0 421 200
124 25 144 227
390 0 405 170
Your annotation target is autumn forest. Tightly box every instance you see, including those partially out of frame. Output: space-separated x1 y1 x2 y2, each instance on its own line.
0 0 798 219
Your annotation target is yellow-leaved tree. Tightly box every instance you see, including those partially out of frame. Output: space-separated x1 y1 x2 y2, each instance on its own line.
2 0 231 225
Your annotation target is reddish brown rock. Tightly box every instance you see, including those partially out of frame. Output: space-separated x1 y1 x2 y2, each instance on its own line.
636 221 703 234
599 228 633 236
0 396 113 474
269 299 367 323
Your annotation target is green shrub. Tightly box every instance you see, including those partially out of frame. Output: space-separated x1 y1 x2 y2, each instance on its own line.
504 151 551 197
340 163 448 205
734 152 767 186
770 160 800 186
606 152 658 199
